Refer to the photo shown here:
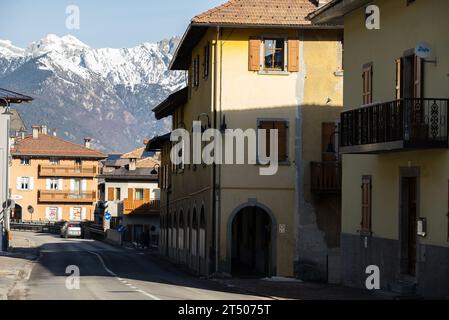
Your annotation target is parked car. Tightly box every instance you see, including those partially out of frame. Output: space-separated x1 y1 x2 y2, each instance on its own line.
60 221 82 239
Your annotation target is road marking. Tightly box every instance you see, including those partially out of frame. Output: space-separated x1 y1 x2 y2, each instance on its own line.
87 251 160 300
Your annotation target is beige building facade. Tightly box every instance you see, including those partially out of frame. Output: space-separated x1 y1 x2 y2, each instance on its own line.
149 0 343 280
10 125 106 222
312 0 449 297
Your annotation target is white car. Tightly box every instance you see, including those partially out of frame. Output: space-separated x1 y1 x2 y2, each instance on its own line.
60 222 82 239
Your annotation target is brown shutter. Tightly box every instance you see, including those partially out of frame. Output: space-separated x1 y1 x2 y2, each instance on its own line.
274 121 288 162
288 39 300 72
248 37 261 71
362 64 373 105
128 188 134 200
108 187 114 201
395 58 402 99
414 55 423 99
258 121 272 157
144 189 150 202
361 176 372 234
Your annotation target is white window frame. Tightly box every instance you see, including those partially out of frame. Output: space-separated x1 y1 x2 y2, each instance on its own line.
20 177 30 190
20 157 31 166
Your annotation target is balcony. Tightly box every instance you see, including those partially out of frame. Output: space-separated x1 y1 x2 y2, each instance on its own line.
38 190 96 203
340 98 449 154
39 165 97 178
123 199 160 215
311 161 341 194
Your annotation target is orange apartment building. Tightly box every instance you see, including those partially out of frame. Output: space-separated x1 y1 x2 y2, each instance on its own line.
9 125 106 222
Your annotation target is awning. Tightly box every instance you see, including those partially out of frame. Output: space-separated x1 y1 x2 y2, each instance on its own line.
0 87 33 105
146 133 171 151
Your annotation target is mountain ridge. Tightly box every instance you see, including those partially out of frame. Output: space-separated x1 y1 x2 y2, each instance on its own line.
0 34 185 153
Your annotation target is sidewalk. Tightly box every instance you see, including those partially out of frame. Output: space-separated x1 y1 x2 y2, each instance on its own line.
212 277 389 300
0 233 38 300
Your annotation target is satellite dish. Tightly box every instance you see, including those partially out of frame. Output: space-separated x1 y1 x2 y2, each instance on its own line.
415 42 432 59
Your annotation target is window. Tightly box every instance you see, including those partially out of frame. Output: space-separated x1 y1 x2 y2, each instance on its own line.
49 158 60 165
20 157 30 165
362 63 373 105
258 120 289 162
192 55 200 88
115 188 121 201
75 158 82 166
249 37 299 73
46 207 59 221
203 42 210 79
20 177 30 190
263 38 285 71
361 175 372 235
49 178 59 190
135 188 144 200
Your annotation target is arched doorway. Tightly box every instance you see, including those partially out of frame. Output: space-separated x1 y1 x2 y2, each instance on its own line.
12 203 23 222
178 210 185 263
230 205 274 277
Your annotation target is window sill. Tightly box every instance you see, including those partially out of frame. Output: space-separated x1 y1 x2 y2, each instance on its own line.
257 70 289 76
334 70 344 77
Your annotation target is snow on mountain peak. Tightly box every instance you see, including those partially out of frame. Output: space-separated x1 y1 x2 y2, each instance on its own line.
26 34 90 57
0 40 25 58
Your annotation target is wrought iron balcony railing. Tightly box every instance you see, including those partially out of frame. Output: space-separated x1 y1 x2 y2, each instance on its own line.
340 98 449 153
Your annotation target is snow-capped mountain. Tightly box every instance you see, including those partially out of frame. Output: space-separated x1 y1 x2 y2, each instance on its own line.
0 34 185 152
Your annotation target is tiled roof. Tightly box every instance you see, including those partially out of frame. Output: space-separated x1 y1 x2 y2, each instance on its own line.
136 157 160 169
121 147 146 159
11 134 106 159
191 0 319 27
98 156 160 180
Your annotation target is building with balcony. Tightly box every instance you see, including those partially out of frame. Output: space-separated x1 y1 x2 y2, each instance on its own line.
147 0 343 280
9 125 106 222
97 152 160 246
310 0 449 297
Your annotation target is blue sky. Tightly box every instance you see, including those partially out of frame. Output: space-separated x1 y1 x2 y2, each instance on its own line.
0 0 226 48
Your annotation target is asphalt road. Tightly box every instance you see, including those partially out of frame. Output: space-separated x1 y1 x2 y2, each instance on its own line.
9 232 269 300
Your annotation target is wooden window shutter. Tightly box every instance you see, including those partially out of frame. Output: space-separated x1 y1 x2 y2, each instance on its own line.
414 55 423 99
248 37 261 71
288 39 300 72
395 58 402 99
128 188 134 201
274 121 288 162
258 121 272 157
362 64 373 105
107 187 114 201
361 175 372 234
144 189 150 202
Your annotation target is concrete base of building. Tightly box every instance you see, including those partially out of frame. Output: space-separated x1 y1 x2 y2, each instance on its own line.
341 233 449 298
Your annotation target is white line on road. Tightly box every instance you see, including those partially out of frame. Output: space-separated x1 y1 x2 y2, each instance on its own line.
87 251 160 300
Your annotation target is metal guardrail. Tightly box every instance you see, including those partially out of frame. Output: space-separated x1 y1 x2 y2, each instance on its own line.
10 220 64 233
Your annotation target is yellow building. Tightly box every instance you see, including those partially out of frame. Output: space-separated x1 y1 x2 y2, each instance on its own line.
149 0 343 279
10 125 106 222
311 0 449 297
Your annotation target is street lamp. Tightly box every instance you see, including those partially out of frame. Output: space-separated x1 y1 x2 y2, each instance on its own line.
0 98 13 115
151 164 160 175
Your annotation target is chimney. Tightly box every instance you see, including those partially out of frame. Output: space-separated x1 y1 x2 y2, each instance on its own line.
41 125 48 135
129 158 137 171
84 137 91 149
32 125 40 139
